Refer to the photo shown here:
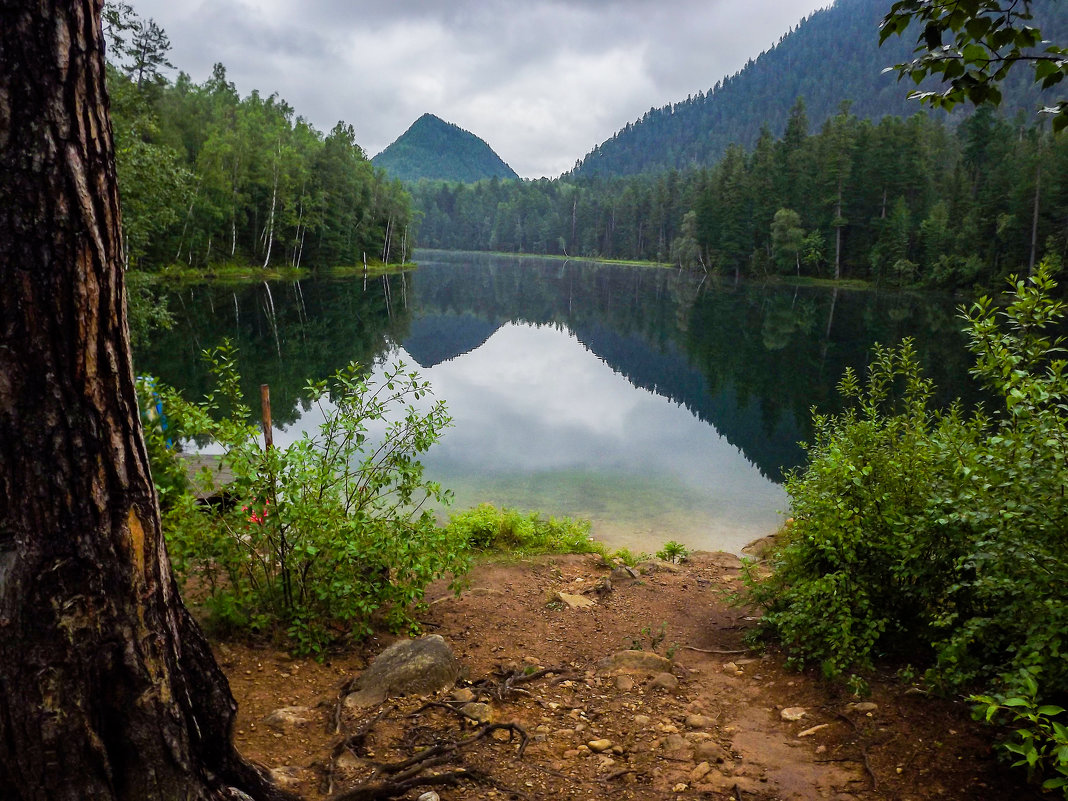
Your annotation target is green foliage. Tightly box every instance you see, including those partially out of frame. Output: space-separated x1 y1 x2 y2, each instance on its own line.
747 260 1068 789
158 342 468 654
628 622 669 653
445 503 599 557
412 102 1068 288
609 548 648 567
102 7 412 273
655 540 689 564
973 669 1068 796
881 0 1068 130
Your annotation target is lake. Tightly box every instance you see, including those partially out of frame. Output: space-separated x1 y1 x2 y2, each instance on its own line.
135 250 977 554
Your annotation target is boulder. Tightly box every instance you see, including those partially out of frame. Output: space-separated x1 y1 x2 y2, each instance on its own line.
345 635 459 707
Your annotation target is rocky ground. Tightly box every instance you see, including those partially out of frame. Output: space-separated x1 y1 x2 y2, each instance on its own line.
216 552 1041 800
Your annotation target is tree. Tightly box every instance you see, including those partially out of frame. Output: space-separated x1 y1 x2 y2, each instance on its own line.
0 4 291 799
771 208 805 276
881 0 1068 130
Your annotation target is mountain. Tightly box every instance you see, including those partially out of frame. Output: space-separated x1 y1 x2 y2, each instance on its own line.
372 113 520 183
572 0 1068 178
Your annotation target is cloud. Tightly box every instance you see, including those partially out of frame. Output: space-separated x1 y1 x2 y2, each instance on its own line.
127 0 829 177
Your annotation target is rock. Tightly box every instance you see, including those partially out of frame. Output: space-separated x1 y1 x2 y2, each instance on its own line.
780 707 807 722
555 591 596 609
587 738 613 753
691 761 713 782
450 688 477 704
694 740 729 763
722 662 739 674
460 702 494 723
798 723 829 737
597 650 672 674
634 714 652 727
263 706 314 731
344 635 459 707
685 714 714 729
269 766 303 788
649 672 679 691
615 675 635 691
662 734 691 753
610 565 640 583
336 751 369 771
849 701 879 714
417 793 440 801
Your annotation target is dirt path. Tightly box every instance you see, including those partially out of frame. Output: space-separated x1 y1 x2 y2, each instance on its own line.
218 552 1039 800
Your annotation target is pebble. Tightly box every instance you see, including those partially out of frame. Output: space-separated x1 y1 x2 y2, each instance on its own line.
798 724 829 738
588 739 613 753
460 702 493 723
634 715 652 727
417 793 440 801
450 688 477 704
615 675 635 691
694 740 729 763
649 672 679 691
780 707 807 722
691 761 712 782
685 714 714 729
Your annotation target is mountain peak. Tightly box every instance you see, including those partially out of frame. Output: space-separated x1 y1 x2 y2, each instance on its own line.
372 114 519 183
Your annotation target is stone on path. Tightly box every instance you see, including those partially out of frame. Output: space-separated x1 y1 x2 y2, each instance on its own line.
555 591 595 609
263 706 314 731
345 635 459 707
780 706 807 722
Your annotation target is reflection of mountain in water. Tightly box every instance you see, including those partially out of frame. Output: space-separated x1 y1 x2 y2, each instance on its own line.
403 314 501 368
136 251 975 484
571 323 806 482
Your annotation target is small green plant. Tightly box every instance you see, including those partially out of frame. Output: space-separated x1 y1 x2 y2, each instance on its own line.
445 503 598 557
155 342 468 655
628 622 669 653
656 540 689 563
973 669 1068 797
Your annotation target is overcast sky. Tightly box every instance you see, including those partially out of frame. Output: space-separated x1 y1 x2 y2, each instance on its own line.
126 0 830 178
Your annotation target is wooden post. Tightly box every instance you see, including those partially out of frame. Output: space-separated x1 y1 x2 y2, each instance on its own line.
260 384 273 450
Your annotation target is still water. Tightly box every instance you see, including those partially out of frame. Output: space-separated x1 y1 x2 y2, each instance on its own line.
136 250 976 554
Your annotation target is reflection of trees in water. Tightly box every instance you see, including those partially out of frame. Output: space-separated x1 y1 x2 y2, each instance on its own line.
134 275 412 426
408 253 975 481
135 253 976 481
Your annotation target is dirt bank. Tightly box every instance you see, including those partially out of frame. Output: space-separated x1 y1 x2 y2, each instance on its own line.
217 552 1039 800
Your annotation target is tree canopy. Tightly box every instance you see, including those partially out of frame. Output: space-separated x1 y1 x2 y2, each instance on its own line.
881 0 1068 129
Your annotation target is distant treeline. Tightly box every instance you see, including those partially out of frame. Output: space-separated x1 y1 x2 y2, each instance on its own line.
411 102 1068 290
106 5 411 272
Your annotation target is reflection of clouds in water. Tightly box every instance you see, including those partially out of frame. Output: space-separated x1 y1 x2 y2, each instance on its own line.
248 321 785 553
414 323 786 548
421 324 770 487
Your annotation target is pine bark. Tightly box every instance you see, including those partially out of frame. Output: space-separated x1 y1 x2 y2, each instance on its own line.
0 3 294 800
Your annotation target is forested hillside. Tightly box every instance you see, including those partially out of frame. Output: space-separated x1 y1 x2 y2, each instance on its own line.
106 6 412 272
372 114 520 184
571 0 1067 178
412 106 1068 290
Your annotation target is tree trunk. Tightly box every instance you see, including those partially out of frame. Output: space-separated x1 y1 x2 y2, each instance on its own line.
0 4 294 800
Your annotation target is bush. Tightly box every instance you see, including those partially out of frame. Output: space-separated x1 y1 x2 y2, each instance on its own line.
747 261 1068 792
445 503 599 557
157 343 469 655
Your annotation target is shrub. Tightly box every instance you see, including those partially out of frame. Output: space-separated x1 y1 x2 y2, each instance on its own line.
158 343 469 655
747 261 1068 792
446 503 599 557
